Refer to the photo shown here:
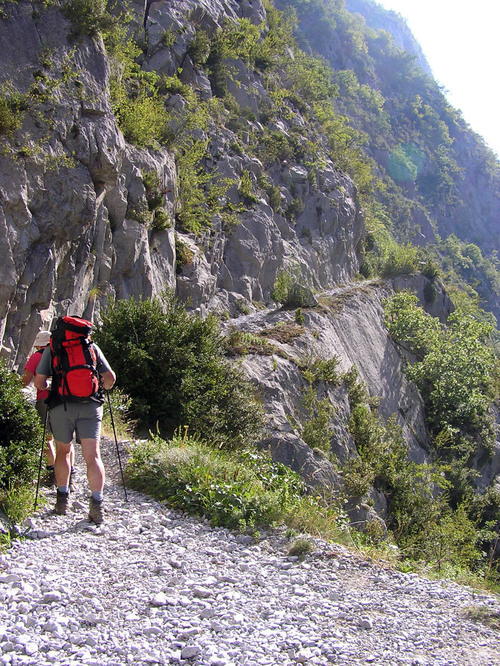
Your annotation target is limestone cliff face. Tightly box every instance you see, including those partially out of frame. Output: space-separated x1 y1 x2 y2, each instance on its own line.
0 0 363 366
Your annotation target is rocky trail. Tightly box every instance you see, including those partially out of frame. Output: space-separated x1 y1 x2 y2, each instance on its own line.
0 437 499 666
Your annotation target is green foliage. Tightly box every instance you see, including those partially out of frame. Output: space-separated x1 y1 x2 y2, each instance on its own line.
382 291 500 575
287 537 313 558
406 505 481 575
286 197 305 222
224 329 277 357
142 171 165 211
126 431 308 530
294 308 305 325
439 235 500 315
300 354 341 385
94 292 264 448
62 0 115 37
188 29 211 68
176 138 234 234
238 170 258 206
301 385 335 454
112 87 170 148
267 184 282 212
384 292 497 437
151 210 171 231
174 235 194 274
0 94 23 135
384 291 441 358
0 359 41 523
270 264 315 308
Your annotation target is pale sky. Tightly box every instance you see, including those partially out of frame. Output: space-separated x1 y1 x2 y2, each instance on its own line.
375 0 500 158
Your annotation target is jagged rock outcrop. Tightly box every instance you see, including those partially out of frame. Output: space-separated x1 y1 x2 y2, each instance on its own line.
0 0 363 364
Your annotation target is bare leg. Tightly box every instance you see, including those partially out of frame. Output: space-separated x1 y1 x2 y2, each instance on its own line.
54 441 72 487
45 437 56 467
80 438 105 493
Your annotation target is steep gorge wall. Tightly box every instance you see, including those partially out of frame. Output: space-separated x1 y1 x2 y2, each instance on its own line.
0 0 363 368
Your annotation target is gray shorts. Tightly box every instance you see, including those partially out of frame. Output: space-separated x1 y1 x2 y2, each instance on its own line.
48 401 103 444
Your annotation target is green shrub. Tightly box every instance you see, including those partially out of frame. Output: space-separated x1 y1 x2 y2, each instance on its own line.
94 292 264 448
142 171 165 211
126 431 307 529
286 197 305 222
188 29 211 67
238 170 258 206
176 138 234 234
151 210 171 231
380 242 420 277
301 385 335 454
62 0 115 37
174 235 194 274
268 185 282 213
287 537 313 558
0 95 23 136
271 264 302 305
113 90 170 148
384 293 497 436
0 359 42 520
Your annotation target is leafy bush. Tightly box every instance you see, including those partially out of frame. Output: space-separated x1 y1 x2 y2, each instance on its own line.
384 292 497 436
126 431 308 529
113 89 170 148
94 292 264 448
380 242 420 277
238 170 258 207
0 359 41 517
188 29 211 67
271 264 314 307
176 138 233 234
62 0 115 37
287 537 313 558
0 95 23 136
301 385 335 454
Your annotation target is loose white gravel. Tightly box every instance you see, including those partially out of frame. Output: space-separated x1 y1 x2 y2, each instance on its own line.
1 438 499 666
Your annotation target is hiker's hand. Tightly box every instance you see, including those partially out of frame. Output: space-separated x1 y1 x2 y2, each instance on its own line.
100 369 116 391
34 373 49 391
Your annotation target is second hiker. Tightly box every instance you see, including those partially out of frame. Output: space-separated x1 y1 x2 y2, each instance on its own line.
34 316 116 524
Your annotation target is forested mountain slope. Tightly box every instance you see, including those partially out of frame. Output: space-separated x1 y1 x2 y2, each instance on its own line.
276 0 500 321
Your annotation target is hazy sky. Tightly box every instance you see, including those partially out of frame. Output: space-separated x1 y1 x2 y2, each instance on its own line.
375 0 500 158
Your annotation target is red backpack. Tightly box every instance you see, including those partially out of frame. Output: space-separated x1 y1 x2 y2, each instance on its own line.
49 316 101 405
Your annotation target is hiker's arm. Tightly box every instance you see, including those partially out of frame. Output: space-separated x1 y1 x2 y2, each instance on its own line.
34 373 49 391
22 369 34 387
100 369 116 391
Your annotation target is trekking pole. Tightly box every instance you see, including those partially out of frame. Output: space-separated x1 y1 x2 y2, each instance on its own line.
107 390 128 501
34 409 48 511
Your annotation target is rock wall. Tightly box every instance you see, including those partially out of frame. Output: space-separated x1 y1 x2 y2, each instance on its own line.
0 0 364 369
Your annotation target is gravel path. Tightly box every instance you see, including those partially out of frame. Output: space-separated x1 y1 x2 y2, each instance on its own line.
1 437 499 665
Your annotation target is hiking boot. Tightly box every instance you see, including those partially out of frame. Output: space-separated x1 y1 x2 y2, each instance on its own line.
54 490 69 515
88 497 104 525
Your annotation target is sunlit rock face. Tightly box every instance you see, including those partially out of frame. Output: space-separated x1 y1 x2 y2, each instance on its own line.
0 0 364 362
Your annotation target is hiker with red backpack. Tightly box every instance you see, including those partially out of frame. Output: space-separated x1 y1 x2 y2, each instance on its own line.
22 330 57 485
34 316 116 524
22 330 76 487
